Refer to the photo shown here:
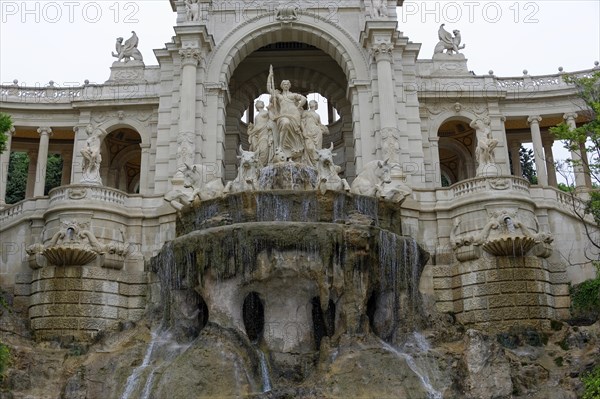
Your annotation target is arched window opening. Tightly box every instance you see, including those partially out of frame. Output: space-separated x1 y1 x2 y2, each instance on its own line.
101 128 141 194
437 119 476 185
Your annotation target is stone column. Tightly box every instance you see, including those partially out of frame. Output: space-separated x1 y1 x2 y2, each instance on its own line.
176 48 201 178
510 141 522 178
373 42 399 163
527 116 547 186
0 127 15 207
543 140 557 187
139 143 151 194
563 113 587 189
61 152 73 186
34 127 53 197
26 152 37 198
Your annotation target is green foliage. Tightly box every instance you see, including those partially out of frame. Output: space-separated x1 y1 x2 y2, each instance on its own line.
582 364 600 399
0 341 10 379
44 154 63 195
0 113 12 154
570 263 600 319
550 71 600 258
5 152 64 203
5 152 28 204
519 146 537 184
557 182 575 193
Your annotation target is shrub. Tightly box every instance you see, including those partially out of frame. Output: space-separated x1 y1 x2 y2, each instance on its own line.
582 365 600 399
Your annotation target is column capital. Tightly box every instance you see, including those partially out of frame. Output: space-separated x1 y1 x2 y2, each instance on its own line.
527 115 542 125
179 48 201 67
372 42 394 62
563 112 578 122
37 126 53 136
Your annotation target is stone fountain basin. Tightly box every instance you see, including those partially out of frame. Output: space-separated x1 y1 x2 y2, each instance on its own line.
177 190 403 236
482 235 537 257
42 244 98 266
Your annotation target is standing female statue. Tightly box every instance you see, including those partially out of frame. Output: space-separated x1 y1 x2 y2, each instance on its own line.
247 100 273 167
302 99 329 164
267 66 308 163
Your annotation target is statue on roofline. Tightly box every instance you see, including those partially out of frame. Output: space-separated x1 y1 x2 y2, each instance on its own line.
112 31 144 63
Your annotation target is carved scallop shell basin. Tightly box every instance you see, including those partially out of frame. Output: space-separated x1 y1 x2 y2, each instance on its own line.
42 244 98 266
153 190 430 353
482 235 537 257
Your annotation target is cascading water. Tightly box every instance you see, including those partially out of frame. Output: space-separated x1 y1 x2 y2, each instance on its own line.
120 328 192 399
380 338 443 399
257 349 272 392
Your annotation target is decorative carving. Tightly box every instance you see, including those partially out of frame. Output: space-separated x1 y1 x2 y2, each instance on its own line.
176 130 195 171
67 188 88 200
372 42 394 61
79 125 103 185
433 24 465 55
111 31 144 63
451 210 554 258
276 4 299 22
380 127 400 164
26 220 131 268
179 48 201 67
315 143 350 194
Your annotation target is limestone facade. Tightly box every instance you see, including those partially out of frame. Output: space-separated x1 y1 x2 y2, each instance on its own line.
0 0 598 339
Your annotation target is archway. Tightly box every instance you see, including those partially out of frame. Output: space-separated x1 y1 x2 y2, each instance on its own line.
100 128 142 193
437 118 476 185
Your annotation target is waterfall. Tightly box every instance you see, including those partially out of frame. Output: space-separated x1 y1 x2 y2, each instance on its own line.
120 329 192 399
120 329 159 399
379 338 443 399
257 348 272 392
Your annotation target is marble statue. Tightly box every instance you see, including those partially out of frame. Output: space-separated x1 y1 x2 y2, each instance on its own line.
185 0 200 21
433 24 465 55
248 100 273 167
112 31 144 63
471 118 498 176
267 66 308 163
370 0 387 18
302 99 329 165
315 143 350 194
224 146 260 193
80 125 103 185
181 163 225 201
350 159 392 197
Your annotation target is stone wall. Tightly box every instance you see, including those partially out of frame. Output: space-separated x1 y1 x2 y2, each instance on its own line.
433 255 570 331
19 266 148 341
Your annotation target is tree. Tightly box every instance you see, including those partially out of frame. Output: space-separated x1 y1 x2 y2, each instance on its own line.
520 146 538 184
550 71 600 259
0 113 12 154
5 152 28 204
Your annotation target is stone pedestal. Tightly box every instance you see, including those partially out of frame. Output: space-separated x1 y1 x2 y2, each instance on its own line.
105 61 146 84
432 53 469 75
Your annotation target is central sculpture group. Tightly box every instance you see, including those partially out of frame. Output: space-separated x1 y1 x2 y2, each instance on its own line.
249 66 329 167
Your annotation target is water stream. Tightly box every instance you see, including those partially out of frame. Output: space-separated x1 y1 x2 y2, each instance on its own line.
257 349 273 393
379 337 443 399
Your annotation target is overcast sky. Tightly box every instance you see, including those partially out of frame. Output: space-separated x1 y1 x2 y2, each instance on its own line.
1 1 598 85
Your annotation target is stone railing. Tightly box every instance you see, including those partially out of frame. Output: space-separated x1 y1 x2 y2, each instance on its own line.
495 68 598 92
49 185 127 206
1 83 159 104
0 201 24 225
449 176 530 199
550 187 588 215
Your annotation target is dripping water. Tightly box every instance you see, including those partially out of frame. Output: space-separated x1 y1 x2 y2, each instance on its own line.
257 348 272 392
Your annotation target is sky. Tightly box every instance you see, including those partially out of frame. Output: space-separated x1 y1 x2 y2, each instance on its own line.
0 0 599 171
1 1 598 85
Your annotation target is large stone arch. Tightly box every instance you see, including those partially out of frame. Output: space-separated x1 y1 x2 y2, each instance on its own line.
203 14 373 176
205 15 369 84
